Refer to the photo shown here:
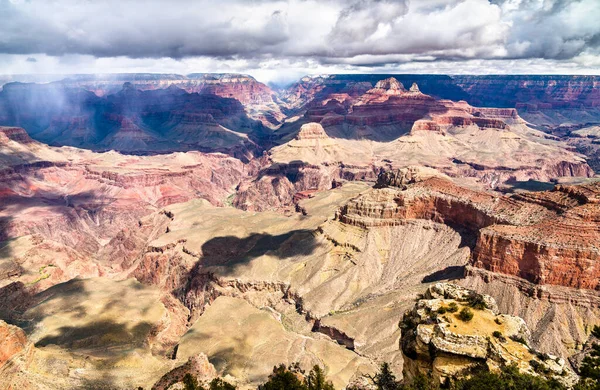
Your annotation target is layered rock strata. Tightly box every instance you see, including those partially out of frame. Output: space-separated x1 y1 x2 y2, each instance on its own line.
338 176 600 290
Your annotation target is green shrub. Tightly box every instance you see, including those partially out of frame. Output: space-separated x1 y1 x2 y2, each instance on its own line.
575 342 600 390
183 373 201 390
535 352 551 361
592 325 600 339
530 360 551 375
492 331 506 342
447 302 459 313
437 306 447 314
467 294 488 310
258 364 307 390
368 362 400 390
458 307 474 322
510 335 528 346
307 365 334 390
209 378 236 390
455 364 565 390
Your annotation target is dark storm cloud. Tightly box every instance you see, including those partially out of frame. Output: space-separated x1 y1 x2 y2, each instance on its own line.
1 0 599 68
0 0 290 58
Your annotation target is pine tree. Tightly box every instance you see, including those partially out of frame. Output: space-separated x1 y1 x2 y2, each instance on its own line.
258 364 308 390
307 365 335 390
369 362 400 390
576 342 600 390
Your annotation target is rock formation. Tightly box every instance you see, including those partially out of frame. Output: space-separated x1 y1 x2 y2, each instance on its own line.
280 74 600 115
0 81 270 157
0 320 26 367
1 73 600 390
338 175 600 291
152 353 217 390
400 283 577 386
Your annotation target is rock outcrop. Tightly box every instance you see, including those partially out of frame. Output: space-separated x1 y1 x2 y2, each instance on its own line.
400 283 577 386
295 122 330 140
337 176 600 291
0 320 26 367
152 353 217 390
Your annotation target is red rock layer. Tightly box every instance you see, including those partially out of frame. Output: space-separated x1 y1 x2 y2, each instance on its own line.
0 320 26 367
303 78 523 135
337 176 600 290
295 123 330 140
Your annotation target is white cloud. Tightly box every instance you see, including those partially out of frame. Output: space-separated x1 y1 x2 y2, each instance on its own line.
0 0 598 78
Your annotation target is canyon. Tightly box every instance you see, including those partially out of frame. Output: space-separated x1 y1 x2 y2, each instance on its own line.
0 73 599 389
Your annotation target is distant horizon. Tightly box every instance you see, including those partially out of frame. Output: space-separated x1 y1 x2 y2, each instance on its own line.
1 71 599 89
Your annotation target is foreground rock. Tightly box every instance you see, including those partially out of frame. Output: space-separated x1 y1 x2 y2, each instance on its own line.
400 283 577 387
0 320 26 368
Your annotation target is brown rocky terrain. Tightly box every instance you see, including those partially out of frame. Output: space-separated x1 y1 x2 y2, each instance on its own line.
1 74 600 389
235 79 592 212
341 174 600 290
0 126 247 308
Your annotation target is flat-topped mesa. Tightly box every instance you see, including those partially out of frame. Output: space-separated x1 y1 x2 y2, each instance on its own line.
337 177 533 230
410 119 445 134
295 122 330 140
400 283 577 386
0 127 35 145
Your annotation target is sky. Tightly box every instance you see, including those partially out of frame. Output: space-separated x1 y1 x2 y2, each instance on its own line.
0 0 599 84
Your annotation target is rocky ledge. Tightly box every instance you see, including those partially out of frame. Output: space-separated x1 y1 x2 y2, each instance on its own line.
338 175 600 290
400 283 577 387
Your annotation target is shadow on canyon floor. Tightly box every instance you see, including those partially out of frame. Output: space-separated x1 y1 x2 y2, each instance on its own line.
502 179 556 193
34 319 154 349
199 229 319 272
421 265 466 283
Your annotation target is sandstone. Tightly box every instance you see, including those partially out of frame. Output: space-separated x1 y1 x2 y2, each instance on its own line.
337 175 600 291
401 283 577 386
296 122 330 140
0 320 27 367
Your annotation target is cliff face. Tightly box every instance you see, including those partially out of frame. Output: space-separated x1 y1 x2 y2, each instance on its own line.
472 183 600 290
280 74 600 112
0 80 272 156
13 73 285 128
452 75 600 109
340 175 600 291
0 320 26 368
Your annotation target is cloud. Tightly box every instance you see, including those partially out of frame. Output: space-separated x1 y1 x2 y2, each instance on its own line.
25 57 37 62
0 0 598 76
